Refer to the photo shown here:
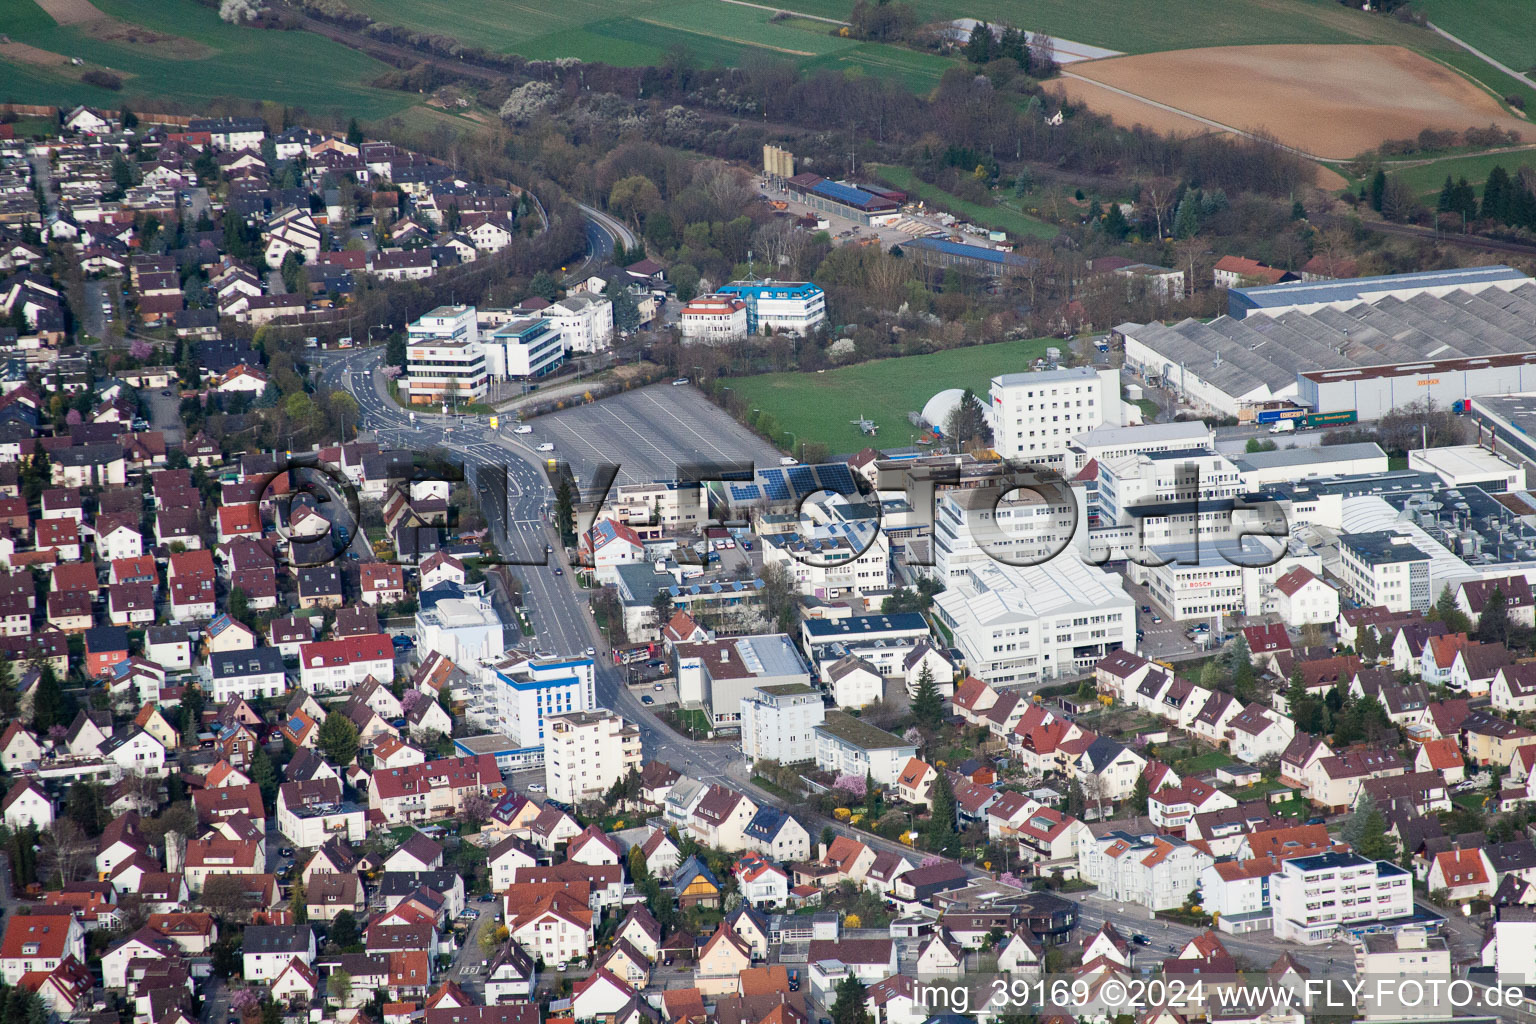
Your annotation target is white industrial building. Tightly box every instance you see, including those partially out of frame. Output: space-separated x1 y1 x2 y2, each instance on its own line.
1408 445 1523 492
1143 536 1322 622
932 483 1085 581
404 307 488 404
1338 531 1434 614
739 683 825 764
490 317 566 379
1066 420 1215 473
1116 268 1536 420
679 294 749 343
932 558 1136 686
1233 442 1390 489
715 281 826 335
760 521 890 599
1094 449 1245 562
990 366 1125 467
468 652 597 767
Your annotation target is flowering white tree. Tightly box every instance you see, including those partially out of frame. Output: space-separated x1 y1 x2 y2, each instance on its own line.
219 0 262 23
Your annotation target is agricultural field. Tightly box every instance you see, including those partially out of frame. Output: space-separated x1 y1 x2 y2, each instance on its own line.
730 337 1055 455
1059 45 1533 161
0 0 412 120
1415 0 1536 77
870 164 1058 240
343 0 956 90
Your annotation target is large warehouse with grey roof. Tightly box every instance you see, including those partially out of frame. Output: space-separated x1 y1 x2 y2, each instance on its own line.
1114 266 1536 420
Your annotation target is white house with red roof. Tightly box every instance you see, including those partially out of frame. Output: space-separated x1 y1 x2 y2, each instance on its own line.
298 634 395 695
1272 566 1339 627
1415 737 1466 785
1147 779 1237 838
2 779 53 831
896 757 936 808
734 852 789 909
1011 806 1089 863
1 913 86 985
1492 665 1536 714
1427 847 1496 902
369 755 504 825
566 826 623 867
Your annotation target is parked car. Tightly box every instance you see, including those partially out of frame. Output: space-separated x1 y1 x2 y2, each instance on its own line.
514 425 533 434
528 783 545 792
392 634 414 649
654 683 663 691
671 378 689 386
641 696 654 705
536 443 555 452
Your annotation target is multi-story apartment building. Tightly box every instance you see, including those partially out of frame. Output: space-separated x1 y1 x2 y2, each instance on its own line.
543 295 613 353
1078 827 1212 911
296 635 395 695
760 522 889 599
405 305 487 403
543 709 641 805
468 653 597 767
1271 852 1413 945
1339 532 1433 613
990 367 1124 468
740 683 825 764
679 294 748 343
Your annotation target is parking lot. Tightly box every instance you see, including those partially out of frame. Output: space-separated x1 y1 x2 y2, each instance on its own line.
1121 576 1204 660
523 383 784 487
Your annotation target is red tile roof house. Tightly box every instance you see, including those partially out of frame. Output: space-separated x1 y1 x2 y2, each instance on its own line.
299 634 395 695
34 518 81 561
1 912 87 984
360 563 407 606
369 755 505 825
108 582 156 627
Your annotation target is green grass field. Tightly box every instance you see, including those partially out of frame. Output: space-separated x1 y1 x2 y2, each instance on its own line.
1 0 412 120
870 164 1057 240
781 0 1434 55
1393 148 1536 199
1415 0 1536 77
731 336 1055 455
341 0 954 90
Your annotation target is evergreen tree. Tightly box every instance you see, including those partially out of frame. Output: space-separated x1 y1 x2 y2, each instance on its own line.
1103 202 1129 239
1482 165 1511 223
1430 586 1472 634
29 667 73 732
963 22 992 64
831 975 871 1024
346 118 364 146
1477 586 1510 646
250 747 278 809
1131 773 1150 816
329 910 359 949
554 476 576 546
925 771 958 855
628 844 650 883
120 107 137 128
317 712 359 766
910 664 944 730
1369 169 1387 212
1172 196 1199 239
1357 625 1380 664
291 876 307 924
1437 175 1456 212
529 270 560 301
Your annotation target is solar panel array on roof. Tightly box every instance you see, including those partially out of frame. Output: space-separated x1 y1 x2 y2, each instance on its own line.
788 466 815 493
906 236 1034 267
816 464 857 494
810 179 894 211
760 470 790 501
730 484 762 502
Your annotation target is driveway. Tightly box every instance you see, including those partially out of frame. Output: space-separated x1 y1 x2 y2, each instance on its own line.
142 385 185 444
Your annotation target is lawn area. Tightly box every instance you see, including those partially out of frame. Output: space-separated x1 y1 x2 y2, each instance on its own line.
2 0 411 120
781 0 1435 55
1414 0 1536 78
870 165 1057 241
1393 148 1536 200
730 336 1055 455
342 0 960 91
1176 749 1235 772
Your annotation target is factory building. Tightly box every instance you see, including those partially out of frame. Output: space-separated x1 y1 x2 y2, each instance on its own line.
1116 269 1536 420
784 173 903 226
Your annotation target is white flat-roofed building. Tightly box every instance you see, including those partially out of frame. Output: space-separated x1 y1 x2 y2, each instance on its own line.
740 683 825 764
1143 536 1323 621
1235 442 1390 489
715 280 825 335
415 591 505 666
1339 531 1434 614
932 558 1136 686
544 709 641 805
814 710 917 786
932 482 1085 581
1408 445 1523 493
990 367 1124 468
405 338 487 405
1066 420 1215 472
1271 852 1413 945
761 520 889 599
799 613 932 677
673 634 811 731
469 652 596 766
491 317 565 379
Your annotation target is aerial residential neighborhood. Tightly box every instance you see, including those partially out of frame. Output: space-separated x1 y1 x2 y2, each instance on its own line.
6 0 1536 1022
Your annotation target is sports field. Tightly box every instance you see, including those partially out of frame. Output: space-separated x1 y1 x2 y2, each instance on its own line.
342 0 956 91
730 337 1056 455
0 0 412 120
